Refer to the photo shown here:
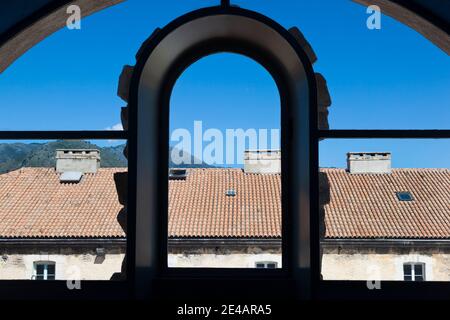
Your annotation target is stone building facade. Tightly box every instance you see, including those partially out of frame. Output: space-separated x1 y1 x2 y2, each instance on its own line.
0 243 125 280
0 150 449 281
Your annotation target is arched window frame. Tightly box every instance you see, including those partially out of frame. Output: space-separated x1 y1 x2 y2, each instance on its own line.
0 1 448 301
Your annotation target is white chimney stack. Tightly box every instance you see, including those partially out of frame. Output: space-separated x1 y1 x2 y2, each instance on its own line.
56 149 100 174
244 150 281 174
347 152 391 174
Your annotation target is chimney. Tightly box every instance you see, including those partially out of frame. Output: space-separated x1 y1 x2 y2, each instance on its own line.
347 152 391 174
56 149 101 174
244 150 281 174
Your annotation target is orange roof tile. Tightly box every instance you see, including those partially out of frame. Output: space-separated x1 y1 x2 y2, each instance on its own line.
322 168 450 239
168 169 281 238
0 168 126 238
0 167 449 239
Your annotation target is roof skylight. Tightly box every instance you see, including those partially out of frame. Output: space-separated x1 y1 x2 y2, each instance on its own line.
59 171 83 183
225 189 236 197
396 191 414 201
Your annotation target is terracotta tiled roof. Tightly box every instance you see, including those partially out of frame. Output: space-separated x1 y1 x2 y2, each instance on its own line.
0 168 126 238
0 167 449 239
322 168 450 239
169 169 281 238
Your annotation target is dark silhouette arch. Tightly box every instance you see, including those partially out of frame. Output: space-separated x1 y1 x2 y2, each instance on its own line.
0 0 448 74
128 5 316 299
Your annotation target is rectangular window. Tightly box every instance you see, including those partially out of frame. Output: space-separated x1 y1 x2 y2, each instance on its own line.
255 262 278 269
396 191 414 201
403 264 412 281
34 262 56 280
404 263 425 281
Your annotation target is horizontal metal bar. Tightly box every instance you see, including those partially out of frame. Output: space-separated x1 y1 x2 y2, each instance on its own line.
317 130 450 139
0 131 128 140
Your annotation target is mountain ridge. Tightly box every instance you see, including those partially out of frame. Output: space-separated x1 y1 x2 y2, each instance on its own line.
0 140 212 174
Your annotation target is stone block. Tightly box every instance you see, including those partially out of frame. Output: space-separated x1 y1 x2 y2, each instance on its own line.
288 27 317 65
316 73 331 108
117 65 134 102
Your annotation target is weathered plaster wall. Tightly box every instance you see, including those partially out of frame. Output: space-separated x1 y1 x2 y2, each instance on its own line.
0 252 125 280
168 253 282 268
168 245 282 268
169 246 450 280
0 251 281 278
1 246 449 280
322 247 450 281
0 246 125 280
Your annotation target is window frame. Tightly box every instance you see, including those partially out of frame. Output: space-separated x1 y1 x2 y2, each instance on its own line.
0 2 448 301
315 131 450 299
130 5 315 300
33 261 56 281
255 262 278 269
403 262 426 281
396 191 414 202
0 131 130 299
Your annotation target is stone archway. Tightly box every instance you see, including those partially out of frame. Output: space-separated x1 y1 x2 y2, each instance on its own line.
117 5 318 298
0 0 124 73
353 0 450 53
112 12 332 288
0 0 447 298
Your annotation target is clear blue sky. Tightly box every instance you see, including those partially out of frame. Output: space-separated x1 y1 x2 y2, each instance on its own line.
0 0 448 167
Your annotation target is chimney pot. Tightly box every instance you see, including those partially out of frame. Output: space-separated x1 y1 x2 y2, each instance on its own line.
244 150 281 174
56 149 100 174
347 152 391 174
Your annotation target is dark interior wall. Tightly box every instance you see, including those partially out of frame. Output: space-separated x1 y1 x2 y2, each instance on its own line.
0 0 53 35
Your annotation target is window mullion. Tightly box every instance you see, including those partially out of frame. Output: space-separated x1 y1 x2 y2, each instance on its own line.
44 264 48 281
